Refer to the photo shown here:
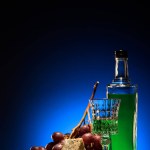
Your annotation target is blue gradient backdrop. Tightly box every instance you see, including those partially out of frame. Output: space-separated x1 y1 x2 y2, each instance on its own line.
1 7 150 150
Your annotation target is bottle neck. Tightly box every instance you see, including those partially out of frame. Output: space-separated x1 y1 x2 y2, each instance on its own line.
113 57 130 84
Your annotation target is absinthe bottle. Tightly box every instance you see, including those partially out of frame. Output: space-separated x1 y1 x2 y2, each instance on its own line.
107 50 138 150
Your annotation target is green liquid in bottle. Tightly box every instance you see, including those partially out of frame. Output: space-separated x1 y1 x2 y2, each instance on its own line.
108 93 137 150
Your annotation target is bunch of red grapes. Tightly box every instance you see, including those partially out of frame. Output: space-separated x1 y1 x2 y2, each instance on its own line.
30 124 102 150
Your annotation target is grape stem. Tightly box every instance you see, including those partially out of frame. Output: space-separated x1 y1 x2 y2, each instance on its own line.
69 81 99 138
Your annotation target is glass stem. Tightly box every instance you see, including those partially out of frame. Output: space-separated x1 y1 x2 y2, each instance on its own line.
102 135 112 150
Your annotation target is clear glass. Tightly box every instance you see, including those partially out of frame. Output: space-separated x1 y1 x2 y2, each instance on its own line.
90 98 121 150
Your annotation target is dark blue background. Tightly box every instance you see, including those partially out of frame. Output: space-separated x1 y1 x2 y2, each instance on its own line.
1 5 150 150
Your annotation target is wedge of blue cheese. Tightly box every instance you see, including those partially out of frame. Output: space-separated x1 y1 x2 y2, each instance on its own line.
62 138 85 150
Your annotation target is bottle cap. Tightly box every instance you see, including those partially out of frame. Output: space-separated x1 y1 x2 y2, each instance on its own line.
115 50 128 58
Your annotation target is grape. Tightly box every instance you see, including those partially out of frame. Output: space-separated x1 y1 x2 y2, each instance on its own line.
30 146 46 150
84 144 95 150
82 133 94 145
52 143 63 150
93 134 102 150
93 144 102 150
45 142 55 150
60 139 65 145
79 125 90 136
93 134 101 145
52 132 64 143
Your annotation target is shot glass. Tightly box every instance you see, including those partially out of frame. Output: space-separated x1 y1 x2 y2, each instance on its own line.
89 98 121 150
